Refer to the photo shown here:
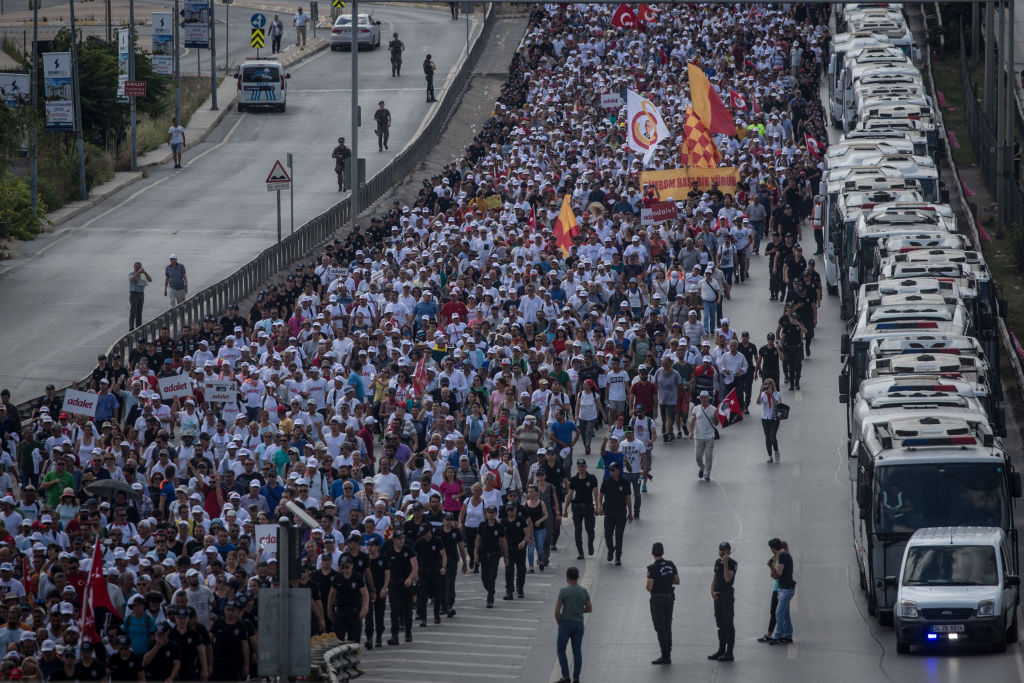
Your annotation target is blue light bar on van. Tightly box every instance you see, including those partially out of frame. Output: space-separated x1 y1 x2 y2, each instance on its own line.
877 322 940 330
888 385 958 392
901 436 977 447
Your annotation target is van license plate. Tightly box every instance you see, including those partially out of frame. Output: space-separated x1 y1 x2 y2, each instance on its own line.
931 624 965 633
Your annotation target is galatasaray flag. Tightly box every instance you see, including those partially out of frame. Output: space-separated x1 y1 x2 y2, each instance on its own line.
554 194 579 257
687 63 736 135
679 106 721 168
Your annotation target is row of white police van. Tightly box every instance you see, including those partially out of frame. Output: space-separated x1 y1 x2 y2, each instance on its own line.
825 3 1020 655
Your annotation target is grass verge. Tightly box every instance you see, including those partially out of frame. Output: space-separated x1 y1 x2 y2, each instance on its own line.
116 76 220 169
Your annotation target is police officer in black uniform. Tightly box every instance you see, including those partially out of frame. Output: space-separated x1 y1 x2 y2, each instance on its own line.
414 523 447 625
107 635 145 681
210 600 251 680
564 458 598 559
502 502 532 600
330 555 370 643
709 541 738 662
365 537 389 649
736 331 758 413
386 530 418 645
438 512 468 617
423 54 437 102
756 331 781 389
647 542 680 665
777 304 807 390
473 505 508 608
331 138 351 192
596 461 632 565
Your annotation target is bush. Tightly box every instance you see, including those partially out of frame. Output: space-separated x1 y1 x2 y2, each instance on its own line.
83 142 114 191
0 172 47 240
36 175 63 212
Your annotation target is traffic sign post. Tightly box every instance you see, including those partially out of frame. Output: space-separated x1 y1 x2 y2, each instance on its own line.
267 160 292 244
124 80 147 97
287 152 294 234
251 13 266 57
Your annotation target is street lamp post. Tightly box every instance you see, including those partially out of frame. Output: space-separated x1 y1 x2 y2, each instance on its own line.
350 0 358 234
68 0 87 200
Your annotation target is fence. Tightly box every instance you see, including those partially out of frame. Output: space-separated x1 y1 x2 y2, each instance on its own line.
14 3 498 418
959 30 1024 234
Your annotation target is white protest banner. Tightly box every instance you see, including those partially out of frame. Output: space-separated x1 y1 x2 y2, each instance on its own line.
203 380 236 403
255 524 278 556
601 92 623 109
158 375 193 399
62 389 98 417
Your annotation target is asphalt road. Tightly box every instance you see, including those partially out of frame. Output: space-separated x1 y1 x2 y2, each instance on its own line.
0 4 479 400
360 258 1024 683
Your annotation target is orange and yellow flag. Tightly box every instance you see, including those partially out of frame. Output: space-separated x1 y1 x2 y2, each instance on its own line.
554 195 579 257
687 63 736 135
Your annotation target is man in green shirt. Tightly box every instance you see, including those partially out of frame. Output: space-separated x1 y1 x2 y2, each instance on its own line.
554 566 592 683
40 457 75 508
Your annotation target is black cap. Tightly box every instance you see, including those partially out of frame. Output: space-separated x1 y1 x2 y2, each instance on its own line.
719 541 731 551
419 523 433 535
115 635 131 646
576 458 587 466
485 505 498 512
392 530 405 538
443 511 455 520
767 332 775 339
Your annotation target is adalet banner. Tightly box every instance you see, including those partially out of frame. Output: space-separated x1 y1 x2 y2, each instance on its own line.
639 167 740 197
158 375 194 399
62 389 98 417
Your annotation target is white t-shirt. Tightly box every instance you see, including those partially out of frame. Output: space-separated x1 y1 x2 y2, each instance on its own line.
605 370 630 402
168 125 185 145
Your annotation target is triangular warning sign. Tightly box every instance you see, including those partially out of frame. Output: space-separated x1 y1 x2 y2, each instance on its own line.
267 160 291 183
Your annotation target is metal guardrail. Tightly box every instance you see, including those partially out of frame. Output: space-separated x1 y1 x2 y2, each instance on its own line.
14 3 497 418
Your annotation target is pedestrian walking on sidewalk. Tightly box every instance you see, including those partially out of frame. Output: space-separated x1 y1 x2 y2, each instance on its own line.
423 54 437 102
128 261 152 330
768 537 796 644
388 33 404 76
374 101 391 152
647 542 680 665
293 7 308 47
269 15 284 54
164 254 188 307
708 541 737 662
167 117 185 168
554 566 592 683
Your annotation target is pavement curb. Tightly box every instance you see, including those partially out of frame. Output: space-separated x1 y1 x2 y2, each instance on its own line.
46 37 328 229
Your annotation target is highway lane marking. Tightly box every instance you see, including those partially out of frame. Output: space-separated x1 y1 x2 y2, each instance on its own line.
359 669 511 680
22 176 174 264
289 87 424 93
185 114 247 167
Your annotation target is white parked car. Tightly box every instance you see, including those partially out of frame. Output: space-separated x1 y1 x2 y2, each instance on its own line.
330 14 381 50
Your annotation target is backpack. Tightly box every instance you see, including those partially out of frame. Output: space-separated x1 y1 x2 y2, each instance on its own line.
484 460 504 489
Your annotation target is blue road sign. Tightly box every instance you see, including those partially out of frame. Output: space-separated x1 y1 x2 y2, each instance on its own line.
251 13 266 29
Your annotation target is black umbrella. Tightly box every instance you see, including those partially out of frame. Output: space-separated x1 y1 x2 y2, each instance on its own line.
85 479 141 502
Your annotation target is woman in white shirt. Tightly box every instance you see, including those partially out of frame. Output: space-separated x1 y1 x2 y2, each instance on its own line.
757 378 782 464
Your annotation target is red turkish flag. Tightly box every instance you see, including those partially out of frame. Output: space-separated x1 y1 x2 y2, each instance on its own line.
805 133 824 159
80 540 121 644
728 88 747 112
717 388 743 428
636 4 660 23
610 3 637 28
751 92 761 115
528 205 536 234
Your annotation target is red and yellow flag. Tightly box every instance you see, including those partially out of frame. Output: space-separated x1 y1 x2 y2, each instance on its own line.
687 63 736 135
679 106 721 168
554 195 579 257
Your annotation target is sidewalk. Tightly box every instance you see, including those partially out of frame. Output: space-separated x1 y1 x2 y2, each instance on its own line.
46 35 328 228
